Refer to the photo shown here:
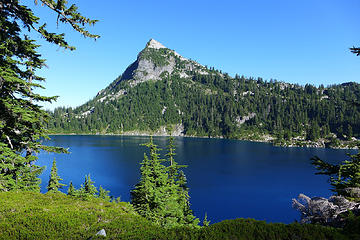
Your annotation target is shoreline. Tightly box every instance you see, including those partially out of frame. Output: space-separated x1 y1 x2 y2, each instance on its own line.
47 132 359 150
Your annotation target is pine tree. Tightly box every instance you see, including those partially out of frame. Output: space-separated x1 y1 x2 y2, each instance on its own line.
67 181 76 196
47 159 66 192
0 0 98 191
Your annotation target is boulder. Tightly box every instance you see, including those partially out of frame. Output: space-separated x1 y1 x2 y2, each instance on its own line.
95 229 106 237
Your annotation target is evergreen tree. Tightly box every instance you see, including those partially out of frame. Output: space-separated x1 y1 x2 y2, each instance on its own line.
47 159 66 192
67 181 76 196
78 174 98 199
99 185 111 202
0 0 98 191
203 212 210 226
347 124 353 140
312 152 360 202
166 136 185 180
177 170 198 225
131 137 199 227
166 136 198 226
131 137 169 224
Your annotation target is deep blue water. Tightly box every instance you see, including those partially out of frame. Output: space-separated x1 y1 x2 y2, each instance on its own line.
37 135 357 224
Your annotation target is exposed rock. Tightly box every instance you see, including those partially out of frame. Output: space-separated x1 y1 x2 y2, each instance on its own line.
240 91 254 96
97 89 127 103
179 72 189 78
236 113 256 126
171 124 184 136
320 95 329 100
121 124 184 137
146 39 166 49
95 229 106 237
75 107 95 119
292 193 360 226
153 124 184 136
100 39 213 95
161 106 167 115
133 58 175 84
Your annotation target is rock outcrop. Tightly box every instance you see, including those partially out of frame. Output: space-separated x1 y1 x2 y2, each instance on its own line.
292 193 360 226
94 38 212 104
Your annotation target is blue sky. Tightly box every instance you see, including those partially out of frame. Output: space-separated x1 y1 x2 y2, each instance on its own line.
28 0 360 110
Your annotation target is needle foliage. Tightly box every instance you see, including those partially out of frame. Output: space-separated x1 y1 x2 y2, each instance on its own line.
0 0 98 191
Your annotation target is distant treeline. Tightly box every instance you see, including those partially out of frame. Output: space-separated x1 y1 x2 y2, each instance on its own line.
47 72 360 142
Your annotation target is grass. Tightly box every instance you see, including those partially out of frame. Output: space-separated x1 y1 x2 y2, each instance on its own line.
0 191 161 240
0 192 356 240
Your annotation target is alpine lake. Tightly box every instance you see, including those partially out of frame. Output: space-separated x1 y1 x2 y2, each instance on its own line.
37 135 357 224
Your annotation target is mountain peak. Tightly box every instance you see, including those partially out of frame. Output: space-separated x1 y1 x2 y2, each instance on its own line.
95 39 212 101
146 39 166 49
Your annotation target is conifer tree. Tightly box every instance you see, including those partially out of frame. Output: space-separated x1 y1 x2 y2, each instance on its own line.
131 137 169 224
203 212 210 226
131 137 199 227
47 159 66 192
166 136 182 180
177 170 198 225
67 181 76 196
0 0 98 191
312 152 360 202
78 174 98 199
99 185 111 202
165 136 198 226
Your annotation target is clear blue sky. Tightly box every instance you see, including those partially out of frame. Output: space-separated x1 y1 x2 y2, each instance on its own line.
28 0 360 110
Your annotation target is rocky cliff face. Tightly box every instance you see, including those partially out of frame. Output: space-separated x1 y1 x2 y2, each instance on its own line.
132 39 175 84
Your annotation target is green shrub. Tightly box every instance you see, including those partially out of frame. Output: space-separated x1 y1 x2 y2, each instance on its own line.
0 192 353 240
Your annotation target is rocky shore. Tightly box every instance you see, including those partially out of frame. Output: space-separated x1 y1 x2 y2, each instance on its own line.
49 126 359 150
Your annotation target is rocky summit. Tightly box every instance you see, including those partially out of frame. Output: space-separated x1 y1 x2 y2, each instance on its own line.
95 39 212 104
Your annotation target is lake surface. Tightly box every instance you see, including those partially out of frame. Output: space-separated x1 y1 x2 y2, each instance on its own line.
37 135 357 224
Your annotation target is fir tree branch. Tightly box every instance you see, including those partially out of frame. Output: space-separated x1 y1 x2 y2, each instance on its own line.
37 0 99 39
350 46 360 56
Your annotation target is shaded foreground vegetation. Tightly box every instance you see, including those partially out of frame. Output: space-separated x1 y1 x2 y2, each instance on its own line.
0 191 359 240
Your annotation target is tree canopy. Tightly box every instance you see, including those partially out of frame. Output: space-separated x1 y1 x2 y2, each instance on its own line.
0 0 98 191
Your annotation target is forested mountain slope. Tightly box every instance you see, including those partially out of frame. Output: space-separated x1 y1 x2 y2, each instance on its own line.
47 39 360 148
